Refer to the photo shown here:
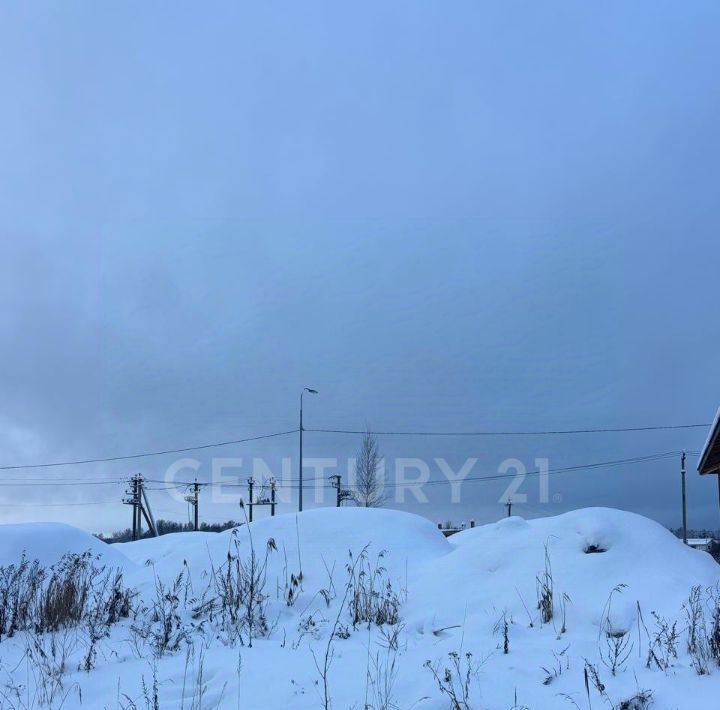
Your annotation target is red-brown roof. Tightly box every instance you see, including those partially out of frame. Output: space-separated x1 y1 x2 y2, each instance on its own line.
698 408 720 475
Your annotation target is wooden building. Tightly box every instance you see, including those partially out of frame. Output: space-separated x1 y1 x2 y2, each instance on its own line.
698 409 720 474
697 408 720 515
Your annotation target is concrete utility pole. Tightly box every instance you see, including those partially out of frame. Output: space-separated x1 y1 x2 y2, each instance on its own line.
329 474 353 507
139 477 159 537
124 475 158 538
194 480 199 530
124 474 141 540
184 480 200 531
299 387 318 512
681 451 688 544
132 476 138 540
136 480 141 538
245 478 276 519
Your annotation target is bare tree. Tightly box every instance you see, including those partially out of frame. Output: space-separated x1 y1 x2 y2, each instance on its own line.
353 429 386 507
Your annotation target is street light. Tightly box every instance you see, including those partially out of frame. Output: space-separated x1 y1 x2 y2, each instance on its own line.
299 388 318 512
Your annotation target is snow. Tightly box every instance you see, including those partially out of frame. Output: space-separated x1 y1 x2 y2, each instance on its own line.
0 507 718 709
688 538 712 549
0 521 133 569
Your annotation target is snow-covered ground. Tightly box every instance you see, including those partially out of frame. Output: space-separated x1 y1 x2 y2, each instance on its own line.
0 507 718 709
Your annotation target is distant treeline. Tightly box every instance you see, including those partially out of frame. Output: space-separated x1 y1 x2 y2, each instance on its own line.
669 527 720 540
96 521 720 545
96 519 241 544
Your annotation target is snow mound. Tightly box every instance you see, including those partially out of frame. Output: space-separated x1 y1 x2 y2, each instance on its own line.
120 506 452 587
411 508 719 631
0 522 134 569
0 507 717 709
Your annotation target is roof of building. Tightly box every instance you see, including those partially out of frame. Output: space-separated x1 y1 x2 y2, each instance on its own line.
698 407 720 475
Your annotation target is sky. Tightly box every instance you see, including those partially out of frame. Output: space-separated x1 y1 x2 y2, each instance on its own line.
0 1 719 534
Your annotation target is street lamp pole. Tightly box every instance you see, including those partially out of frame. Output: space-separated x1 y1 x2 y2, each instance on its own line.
299 388 318 512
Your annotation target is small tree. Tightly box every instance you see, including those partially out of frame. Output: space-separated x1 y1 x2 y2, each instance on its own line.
353 429 386 507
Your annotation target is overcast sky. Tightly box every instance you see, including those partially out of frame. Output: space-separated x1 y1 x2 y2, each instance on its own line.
1 1 719 534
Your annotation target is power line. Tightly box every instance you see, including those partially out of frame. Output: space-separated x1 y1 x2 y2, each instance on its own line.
389 451 683 488
0 480 125 487
142 479 328 490
0 449 702 491
148 451 693 491
0 476 126 483
0 421 708 472
0 499 118 507
6 448 702 489
0 450 695 510
308 424 710 437
0 428 299 471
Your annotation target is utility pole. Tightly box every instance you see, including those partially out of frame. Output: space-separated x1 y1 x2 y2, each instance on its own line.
299 388 318 513
132 475 138 540
194 480 199 530
136 475 142 538
123 475 141 540
681 450 688 544
248 477 254 523
246 478 276 519
138 476 159 537
330 474 341 506
329 474 353 507
124 475 158 538
184 480 200 531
